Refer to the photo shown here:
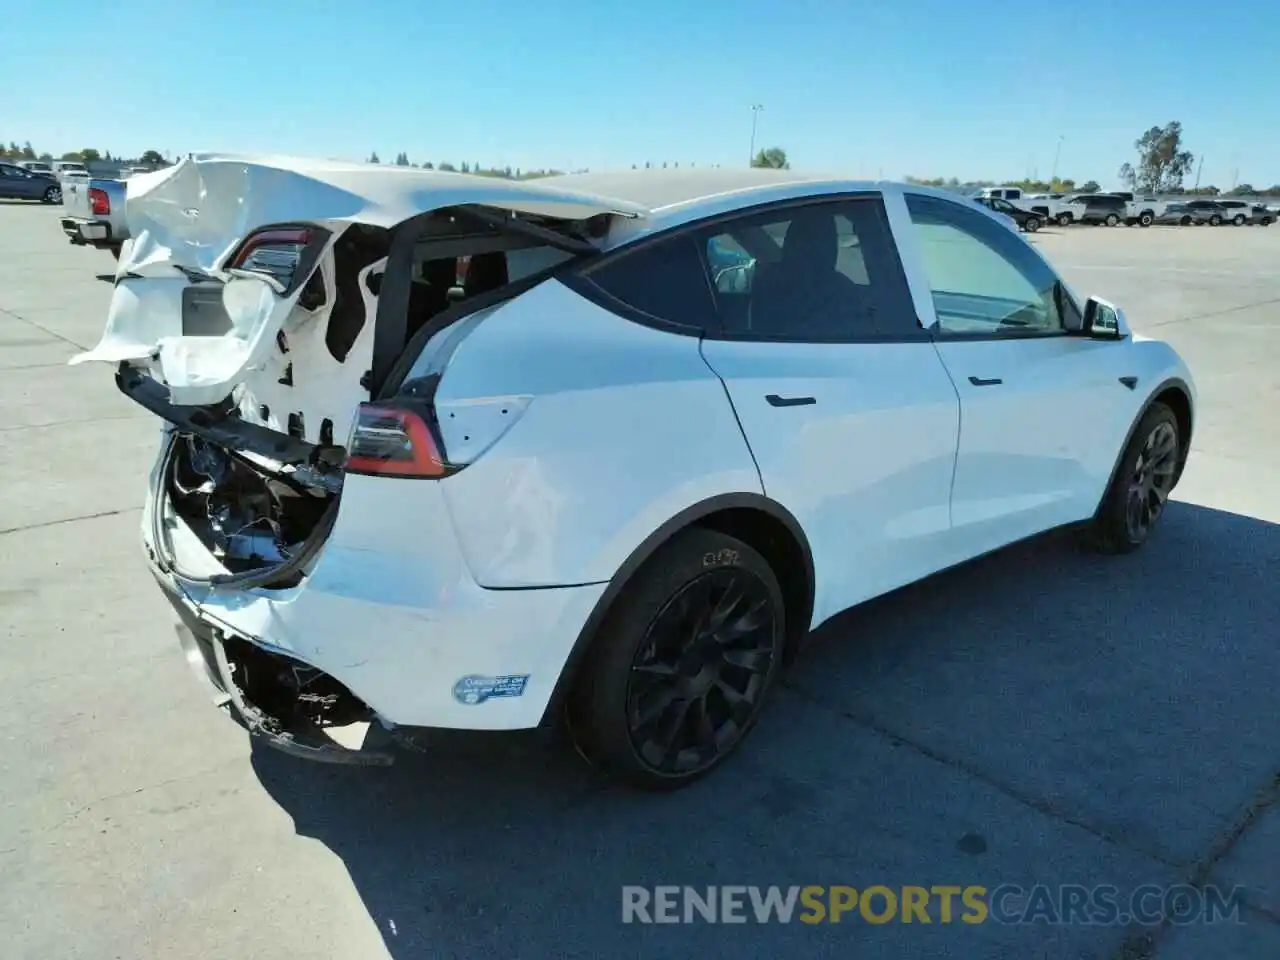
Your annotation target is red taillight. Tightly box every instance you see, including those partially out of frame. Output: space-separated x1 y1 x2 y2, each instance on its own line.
89 187 110 216
227 226 314 291
344 403 446 478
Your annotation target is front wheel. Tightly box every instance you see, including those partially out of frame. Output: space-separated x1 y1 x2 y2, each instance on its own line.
1180 216 1192 226
1209 214 1222 226
1139 213 1153 227
567 528 786 790
1023 217 1041 233
42 185 62 204
1105 213 1120 226
1081 402 1181 554
1232 214 1246 226
1056 213 1072 226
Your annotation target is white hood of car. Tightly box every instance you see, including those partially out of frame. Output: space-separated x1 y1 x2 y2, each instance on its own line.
67 154 649 404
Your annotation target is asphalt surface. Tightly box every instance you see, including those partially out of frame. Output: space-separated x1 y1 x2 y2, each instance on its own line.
1 204 1277 959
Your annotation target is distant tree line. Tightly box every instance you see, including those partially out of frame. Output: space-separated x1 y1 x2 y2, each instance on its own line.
12 128 1277 197
0 141 168 168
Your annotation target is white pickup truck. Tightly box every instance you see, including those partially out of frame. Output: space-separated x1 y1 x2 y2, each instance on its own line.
1106 192 1170 227
975 187 1075 225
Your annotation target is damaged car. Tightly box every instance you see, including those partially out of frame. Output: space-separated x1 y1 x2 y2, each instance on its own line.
73 156 1196 790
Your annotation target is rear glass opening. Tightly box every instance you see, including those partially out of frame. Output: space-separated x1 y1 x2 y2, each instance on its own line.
396 211 579 349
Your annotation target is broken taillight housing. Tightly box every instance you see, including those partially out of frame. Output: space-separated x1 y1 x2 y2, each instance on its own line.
226 225 326 294
89 187 110 216
344 403 447 478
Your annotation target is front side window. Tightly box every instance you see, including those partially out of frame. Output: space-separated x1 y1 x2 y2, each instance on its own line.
904 193 1076 336
699 198 917 341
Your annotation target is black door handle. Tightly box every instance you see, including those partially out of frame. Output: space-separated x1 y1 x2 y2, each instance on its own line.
968 376 1003 386
765 394 816 407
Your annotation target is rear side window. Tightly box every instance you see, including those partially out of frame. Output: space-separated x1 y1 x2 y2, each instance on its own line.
581 235 717 331
698 198 919 341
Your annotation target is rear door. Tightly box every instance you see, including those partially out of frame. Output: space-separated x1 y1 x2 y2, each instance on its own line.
697 195 961 625
895 191 1138 555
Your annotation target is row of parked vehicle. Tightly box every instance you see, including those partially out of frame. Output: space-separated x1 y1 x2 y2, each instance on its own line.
973 186 1277 233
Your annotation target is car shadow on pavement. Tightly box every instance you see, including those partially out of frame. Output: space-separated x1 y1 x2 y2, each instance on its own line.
250 501 1280 959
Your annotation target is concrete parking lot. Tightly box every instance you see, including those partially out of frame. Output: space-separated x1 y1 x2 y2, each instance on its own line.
1 203 1277 959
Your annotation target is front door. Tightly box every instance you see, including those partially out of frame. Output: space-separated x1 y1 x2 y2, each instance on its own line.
696 196 961 627
896 192 1137 556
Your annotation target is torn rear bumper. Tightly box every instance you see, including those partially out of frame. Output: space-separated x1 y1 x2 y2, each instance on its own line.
160 576 395 766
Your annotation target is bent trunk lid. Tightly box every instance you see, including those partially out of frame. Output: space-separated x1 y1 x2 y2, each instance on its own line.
68 153 646 408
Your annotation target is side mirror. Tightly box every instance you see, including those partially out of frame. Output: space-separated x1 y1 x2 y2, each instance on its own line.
1079 296 1127 339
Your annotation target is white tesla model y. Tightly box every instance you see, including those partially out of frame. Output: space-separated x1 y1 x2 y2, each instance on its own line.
72 156 1196 789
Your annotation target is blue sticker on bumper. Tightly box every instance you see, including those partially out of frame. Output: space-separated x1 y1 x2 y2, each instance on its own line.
453 674 530 705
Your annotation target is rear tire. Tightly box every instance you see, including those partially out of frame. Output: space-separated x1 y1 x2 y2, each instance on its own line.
1209 214 1222 226
42 185 61 204
1056 213 1072 227
1139 212 1153 227
1232 214 1246 226
567 528 786 790
1024 217 1041 233
1080 402 1181 555
1180 216 1192 226
1105 213 1120 226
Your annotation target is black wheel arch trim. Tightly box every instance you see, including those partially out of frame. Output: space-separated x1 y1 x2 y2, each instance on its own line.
1093 376 1193 517
538 491 815 726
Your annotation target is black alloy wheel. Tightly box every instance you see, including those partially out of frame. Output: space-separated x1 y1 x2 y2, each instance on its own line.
625 567 777 778
1124 420 1179 544
1082 401 1182 554
567 528 786 790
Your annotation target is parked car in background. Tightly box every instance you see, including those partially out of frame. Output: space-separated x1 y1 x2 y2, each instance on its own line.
60 177 129 257
973 195 1042 232
1064 194 1128 225
68 158 1197 789
52 160 91 182
1183 200 1226 225
1213 199 1272 226
17 160 56 176
976 187 1072 225
0 160 63 203
1152 203 1199 226
1107 192 1168 227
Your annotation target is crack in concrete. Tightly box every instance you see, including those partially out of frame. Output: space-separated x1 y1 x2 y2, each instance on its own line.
0 757 246 854
1109 771 1280 959
783 682 1280 959
0 507 139 537
0 304 91 350
780 680 1177 867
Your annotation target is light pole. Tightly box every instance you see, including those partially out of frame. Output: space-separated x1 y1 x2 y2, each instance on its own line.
748 104 763 167
1050 135 1064 187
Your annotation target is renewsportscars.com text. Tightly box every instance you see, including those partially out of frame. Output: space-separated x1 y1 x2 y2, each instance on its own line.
621 884 1247 926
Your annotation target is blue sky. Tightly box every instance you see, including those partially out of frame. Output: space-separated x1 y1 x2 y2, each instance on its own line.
5 0 1278 189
